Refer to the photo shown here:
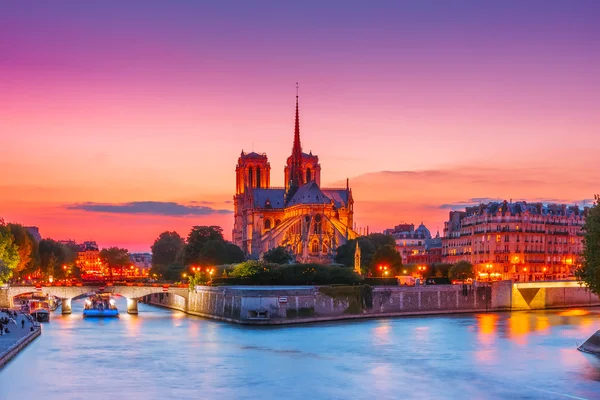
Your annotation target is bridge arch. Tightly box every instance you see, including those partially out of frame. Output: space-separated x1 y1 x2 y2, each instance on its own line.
3 285 190 315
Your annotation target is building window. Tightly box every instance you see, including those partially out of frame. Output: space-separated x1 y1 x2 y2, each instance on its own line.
496 235 501 243
248 167 254 187
311 241 319 253
256 168 261 188
306 168 311 182
264 219 271 230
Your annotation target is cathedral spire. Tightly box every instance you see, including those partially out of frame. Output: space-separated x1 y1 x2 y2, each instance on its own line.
290 82 303 189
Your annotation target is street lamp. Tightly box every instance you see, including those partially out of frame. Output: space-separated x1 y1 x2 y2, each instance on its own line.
543 267 547 281
485 264 492 281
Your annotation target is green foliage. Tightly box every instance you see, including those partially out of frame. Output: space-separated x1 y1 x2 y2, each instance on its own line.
180 226 244 267
0 228 20 284
220 262 363 285
231 260 267 278
150 231 186 280
335 234 397 275
262 246 293 264
448 261 474 281
151 231 185 267
577 195 600 294
371 244 403 276
5 224 36 273
428 263 453 278
181 226 224 265
38 239 76 279
151 262 185 281
99 247 130 278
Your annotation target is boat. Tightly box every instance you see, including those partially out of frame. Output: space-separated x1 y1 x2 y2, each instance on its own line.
18 293 61 311
83 294 119 317
23 300 51 322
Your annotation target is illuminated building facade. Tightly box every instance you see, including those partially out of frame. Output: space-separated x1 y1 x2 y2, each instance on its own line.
76 241 102 275
232 92 357 262
385 223 441 265
442 201 587 281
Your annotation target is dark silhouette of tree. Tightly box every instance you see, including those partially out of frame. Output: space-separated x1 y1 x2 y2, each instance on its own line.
449 261 474 281
576 195 600 294
262 246 293 264
371 244 403 276
100 247 130 278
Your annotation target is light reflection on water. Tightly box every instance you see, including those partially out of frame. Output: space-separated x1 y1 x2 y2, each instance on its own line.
1 299 599 400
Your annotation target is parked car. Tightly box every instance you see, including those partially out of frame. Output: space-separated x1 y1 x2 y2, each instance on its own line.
425 277 452 285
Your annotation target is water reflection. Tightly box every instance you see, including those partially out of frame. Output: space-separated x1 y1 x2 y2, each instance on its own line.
1 302 599 400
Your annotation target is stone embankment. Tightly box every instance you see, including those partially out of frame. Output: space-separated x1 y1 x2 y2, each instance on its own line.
143 281 600 325
578 330 600 356
0 311 41 369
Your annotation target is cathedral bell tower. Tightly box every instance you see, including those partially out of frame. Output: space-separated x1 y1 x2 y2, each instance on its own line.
235 151 271 194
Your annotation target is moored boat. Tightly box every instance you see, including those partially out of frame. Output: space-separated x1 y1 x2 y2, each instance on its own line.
24 300 51 322
83 294 119 318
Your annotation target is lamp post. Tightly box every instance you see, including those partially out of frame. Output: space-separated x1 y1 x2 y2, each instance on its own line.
542 267 547 281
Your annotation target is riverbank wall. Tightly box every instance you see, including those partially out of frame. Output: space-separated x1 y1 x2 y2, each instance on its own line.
143 281 512 324
143 281 600 325
0 323 41 369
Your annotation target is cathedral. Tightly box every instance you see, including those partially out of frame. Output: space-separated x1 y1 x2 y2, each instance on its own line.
233 92 358 263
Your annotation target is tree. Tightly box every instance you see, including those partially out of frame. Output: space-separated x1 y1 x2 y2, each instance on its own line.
262 246 293 264
150 231 185 280
371 244 403 276
335 234 397 275
39 239 73 279
180 226 244 268
449 261 474 281
181 226 225 265
151 231 185 267
100 247 130 277
577 195 600 294
230 260 267 278
5 224 36 273
0 228 20 284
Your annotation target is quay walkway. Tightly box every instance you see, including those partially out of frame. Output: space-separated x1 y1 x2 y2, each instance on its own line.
0 310 41 369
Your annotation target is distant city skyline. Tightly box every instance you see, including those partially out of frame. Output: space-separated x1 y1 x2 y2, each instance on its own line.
1 1 599 251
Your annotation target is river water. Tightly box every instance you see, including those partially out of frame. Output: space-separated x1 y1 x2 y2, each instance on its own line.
1 298 600 400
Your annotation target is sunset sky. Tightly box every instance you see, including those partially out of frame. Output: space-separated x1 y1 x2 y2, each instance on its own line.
1 1 599 251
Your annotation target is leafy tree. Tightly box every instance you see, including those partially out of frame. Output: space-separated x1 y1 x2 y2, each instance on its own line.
180 226 244 268
181 226 225 265
39 239 74 279
151 231 185 266
100 247 130 277
5 224 36 273
0 228 20 284
428 263 453 279
449 261 474 281
194 240 243 266
150 231 185 280
230 260 267 278
335 234 397 275
371 244 403 276
262 246 293 264
577 195 600 294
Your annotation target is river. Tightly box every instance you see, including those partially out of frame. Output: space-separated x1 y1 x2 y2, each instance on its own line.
1 298 600 400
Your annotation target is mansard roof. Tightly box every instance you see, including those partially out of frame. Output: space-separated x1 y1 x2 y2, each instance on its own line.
287 181 331 206
251 188 286 208
465 200 584 218
322 188 349 208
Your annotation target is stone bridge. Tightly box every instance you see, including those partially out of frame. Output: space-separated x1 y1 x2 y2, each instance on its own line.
0 284 190 315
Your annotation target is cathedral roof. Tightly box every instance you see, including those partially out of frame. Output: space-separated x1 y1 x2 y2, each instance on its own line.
252 188 286 208
243 151 267 159
287 181 331 206
322 189 349 208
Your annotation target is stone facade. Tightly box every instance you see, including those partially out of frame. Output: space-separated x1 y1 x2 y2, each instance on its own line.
232 93 357 262
442 201 587 281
